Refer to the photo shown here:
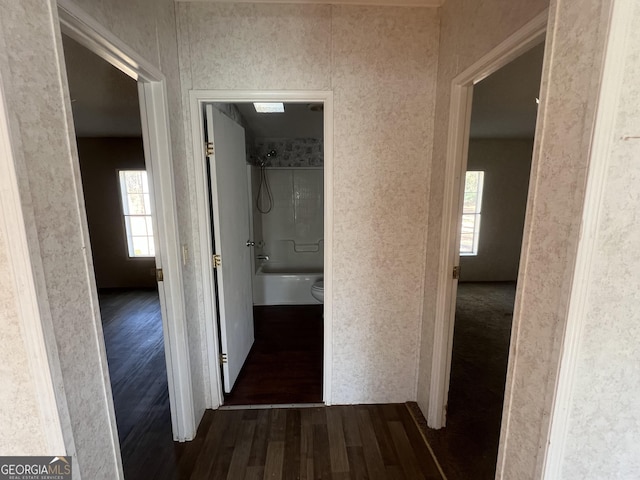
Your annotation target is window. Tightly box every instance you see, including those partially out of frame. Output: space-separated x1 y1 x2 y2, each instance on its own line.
460 171 484 256
118 170 155 257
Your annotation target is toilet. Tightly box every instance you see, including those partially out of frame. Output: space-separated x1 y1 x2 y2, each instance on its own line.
310 279 324 303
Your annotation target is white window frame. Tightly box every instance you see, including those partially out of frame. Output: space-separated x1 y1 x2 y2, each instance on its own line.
118 169 155 258
459 170 484 256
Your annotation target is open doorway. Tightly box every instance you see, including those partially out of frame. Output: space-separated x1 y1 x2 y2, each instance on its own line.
425 42 545 479
61 33 176 478
204 102 325 406
189 91 333 409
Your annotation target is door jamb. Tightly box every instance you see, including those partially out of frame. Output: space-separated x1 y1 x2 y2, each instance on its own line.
57 0 196 441
428 10 548 429
189 90 334 408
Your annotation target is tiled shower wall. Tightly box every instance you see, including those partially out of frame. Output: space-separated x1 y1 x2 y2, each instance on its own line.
254 168 324 270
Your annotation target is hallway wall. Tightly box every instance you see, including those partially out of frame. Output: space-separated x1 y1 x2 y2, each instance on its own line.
177 3 440 404
0 0 195 478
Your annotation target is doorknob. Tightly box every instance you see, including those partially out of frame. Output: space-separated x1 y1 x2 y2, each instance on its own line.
246 240 255 247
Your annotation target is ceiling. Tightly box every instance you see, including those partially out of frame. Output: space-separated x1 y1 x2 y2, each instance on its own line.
469 42 545 139
62 34 142 137
234 103 323 139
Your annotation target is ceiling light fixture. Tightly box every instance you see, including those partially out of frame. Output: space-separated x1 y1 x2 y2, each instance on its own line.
254 102 285 113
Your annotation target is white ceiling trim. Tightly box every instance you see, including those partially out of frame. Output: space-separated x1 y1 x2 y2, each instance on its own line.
175 0 444 8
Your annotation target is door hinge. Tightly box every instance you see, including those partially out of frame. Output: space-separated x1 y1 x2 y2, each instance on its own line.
219 353 228 364
156 268 164 282
213 254 222 269
452 265 460 280
205 142 214 156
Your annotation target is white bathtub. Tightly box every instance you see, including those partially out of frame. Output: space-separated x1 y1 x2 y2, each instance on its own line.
253 264 323 306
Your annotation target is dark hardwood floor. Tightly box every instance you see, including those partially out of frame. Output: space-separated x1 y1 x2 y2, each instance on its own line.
99 288 178 480
175 404 444 480
422 282 516 480
98 296 448 480
224 305 324 405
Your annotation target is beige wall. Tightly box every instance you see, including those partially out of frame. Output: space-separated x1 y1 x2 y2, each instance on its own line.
0 13 56 457
556 1 640 476
77 138 157 289
460 139 533 282
0 0 197 477
0 218 50 455
418 0 616 479
178 3 439 403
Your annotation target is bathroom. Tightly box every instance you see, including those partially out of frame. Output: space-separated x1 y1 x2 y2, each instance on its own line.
213 101 325 405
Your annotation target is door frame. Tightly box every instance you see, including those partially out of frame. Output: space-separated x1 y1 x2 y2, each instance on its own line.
189 90 334 408
57 0 196 441
428 11 548 429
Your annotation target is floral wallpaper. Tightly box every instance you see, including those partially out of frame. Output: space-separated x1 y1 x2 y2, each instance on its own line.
250 137 324 167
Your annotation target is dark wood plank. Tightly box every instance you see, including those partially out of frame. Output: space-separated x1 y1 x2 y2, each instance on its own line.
177 410 215 475
263 440 285 480
313 423 333 480
249 409 271 467
311 406 326 425
100 293 445 480
269 409 287 442
299 409 314 480
380 403 401 422
98 289 178 480
346 447 368 480
244 466 264 480
367 405 400 467
226 420 257 480
388 420 424 480
224 305 323 405
385 466 405 480
190 410 232 479
357 408 387 480
340 406 362 447
327 407 350 474
223 410 245 447
398 405 445 480
175 404 444 480
283 409 301 480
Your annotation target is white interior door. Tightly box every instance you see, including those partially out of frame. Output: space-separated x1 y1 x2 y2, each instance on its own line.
205 105 254 393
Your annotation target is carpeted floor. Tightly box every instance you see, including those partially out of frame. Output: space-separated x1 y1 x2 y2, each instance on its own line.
421 282 516 480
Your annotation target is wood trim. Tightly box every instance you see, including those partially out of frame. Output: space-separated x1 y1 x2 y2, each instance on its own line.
138 83 196 441
322 93 335 406
542 0 631 476
56 0 196 442
428 10 548 429
188 90 334 407
57 0 163 81
189 95 222 408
